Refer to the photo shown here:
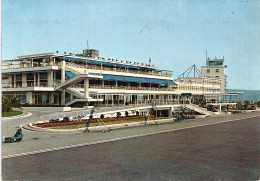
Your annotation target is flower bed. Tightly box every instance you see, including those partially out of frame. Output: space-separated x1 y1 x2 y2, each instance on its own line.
35 115 154 128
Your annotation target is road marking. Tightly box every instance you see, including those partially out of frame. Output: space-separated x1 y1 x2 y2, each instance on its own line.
2 115 260 159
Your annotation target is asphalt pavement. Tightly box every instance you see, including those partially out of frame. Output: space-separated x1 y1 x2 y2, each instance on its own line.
2 115 260 181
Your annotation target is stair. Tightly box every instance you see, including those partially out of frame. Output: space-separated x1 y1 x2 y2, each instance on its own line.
55 74 89 90
185 104 215 116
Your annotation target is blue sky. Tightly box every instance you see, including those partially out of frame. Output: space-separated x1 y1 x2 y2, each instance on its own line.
2 0 260 90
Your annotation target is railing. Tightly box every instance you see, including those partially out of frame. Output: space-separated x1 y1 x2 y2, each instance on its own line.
1 81 55 88
66 62 172 77
70 84 176 91
2 62 60 70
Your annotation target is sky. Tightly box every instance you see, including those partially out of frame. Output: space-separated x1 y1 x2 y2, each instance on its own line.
1 0 260 90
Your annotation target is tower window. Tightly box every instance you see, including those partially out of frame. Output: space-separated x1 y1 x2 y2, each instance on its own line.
216 69 219 73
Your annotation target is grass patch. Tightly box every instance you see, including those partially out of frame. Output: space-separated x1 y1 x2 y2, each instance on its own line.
2 111 23 117
50 117 168 130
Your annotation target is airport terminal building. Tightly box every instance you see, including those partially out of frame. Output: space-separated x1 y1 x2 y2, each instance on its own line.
2 49 226 107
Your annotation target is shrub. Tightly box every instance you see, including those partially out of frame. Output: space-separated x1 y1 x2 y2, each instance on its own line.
136 111 139 116
2 96 21 112
116 112 122 118
125 111 129 117
63 117 70 122
100 114 105 119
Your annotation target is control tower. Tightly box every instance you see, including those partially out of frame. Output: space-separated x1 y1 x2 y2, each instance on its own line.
201 56 227 94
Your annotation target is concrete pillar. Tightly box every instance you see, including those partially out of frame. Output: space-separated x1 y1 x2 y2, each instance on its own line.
48 71 54 87
61 60 66 83
61 91 65 105
50 93 54 104
26 92 33 104
168 107 173 117
84 78 89 98
34 73 36 86
102 80 104 88
38 73 40 86
22 74 27 87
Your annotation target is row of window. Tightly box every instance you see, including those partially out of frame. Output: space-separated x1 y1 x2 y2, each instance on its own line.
207 69 219 73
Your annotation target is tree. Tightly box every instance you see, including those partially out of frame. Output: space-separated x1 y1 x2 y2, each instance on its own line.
125 111 129 117
2 96 21 112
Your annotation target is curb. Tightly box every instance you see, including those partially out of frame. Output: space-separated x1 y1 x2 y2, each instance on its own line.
2 111 32 120
23 118 174 133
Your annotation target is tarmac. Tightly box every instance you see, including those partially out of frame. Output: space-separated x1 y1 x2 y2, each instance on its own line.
2 114 260 181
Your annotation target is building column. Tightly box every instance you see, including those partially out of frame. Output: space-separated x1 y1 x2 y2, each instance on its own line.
84 78 89 98
48 71 54 87
26 92 33 104
168 107 173 117
22 74 27 87
34 73 36 86
102 80 104 88
38 73 40 86
50 93 54 104
61 91 65 105
61 60 66 83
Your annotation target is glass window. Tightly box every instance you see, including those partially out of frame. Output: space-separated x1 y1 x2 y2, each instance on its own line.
40 73 48 80
207 69 210 73
27 73 34 80
216 69 219 73
16 74 22 81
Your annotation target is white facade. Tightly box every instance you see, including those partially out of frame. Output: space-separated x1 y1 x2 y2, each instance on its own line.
2 50 225 107
201 57 227 94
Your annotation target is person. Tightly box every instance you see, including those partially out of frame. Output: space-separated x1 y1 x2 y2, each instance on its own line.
144 114 148 125
85 119 91 132
15 128 22 137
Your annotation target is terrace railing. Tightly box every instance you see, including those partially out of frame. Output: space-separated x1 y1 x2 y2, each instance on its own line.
66 62 172 77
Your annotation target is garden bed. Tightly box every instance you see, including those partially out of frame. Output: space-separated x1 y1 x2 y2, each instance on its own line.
2 111 23 117
35 115 155 128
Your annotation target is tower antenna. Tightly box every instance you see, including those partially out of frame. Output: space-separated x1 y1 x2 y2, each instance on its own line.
87 39 89 50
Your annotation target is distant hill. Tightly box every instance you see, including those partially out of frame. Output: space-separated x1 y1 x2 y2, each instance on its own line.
225 89 260 101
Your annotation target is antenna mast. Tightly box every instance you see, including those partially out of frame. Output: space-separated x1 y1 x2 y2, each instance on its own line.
87 39 89 50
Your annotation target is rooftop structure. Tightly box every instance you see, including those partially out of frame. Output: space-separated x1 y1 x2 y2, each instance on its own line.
201 55 227 94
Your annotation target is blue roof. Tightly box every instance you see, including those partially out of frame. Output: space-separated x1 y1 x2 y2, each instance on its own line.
65 71 76 78
2 70 50 75
58 56 152 70
103 74 125 81
101 74 176 85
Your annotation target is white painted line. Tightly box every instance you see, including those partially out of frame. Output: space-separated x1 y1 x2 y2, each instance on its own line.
2 115 260 159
